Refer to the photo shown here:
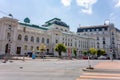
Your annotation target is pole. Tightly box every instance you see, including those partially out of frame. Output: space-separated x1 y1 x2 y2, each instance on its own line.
23 27 26 61
3 14 13 63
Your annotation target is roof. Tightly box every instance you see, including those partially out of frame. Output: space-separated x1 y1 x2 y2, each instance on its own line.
43 18 69 28
77 25 109 32
79 25 109 29
19 22 48 30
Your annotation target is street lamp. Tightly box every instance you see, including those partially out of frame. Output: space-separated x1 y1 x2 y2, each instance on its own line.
3 14 13 63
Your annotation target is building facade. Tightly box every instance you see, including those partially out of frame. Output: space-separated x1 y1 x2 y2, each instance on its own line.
0 17 95 57
77 22 120 58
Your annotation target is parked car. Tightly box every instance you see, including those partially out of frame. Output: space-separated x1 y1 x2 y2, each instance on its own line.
82 56 88 59
98 55 107 60
27 52 32 57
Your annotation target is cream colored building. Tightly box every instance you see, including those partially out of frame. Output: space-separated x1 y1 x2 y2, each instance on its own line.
0 17 96 57
77 23 120 58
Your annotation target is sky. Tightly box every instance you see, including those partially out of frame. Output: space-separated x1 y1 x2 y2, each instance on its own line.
0 0 120 32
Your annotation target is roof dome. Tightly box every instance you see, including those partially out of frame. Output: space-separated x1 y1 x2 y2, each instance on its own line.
24 17 30 23
44 18 69 28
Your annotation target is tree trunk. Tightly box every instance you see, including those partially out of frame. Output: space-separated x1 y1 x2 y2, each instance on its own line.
58 51 62 58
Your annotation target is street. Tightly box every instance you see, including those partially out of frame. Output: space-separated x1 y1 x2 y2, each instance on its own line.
0 59 104 80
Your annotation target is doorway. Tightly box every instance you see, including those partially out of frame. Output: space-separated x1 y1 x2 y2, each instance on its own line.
16 47 21 55
5 44 8 54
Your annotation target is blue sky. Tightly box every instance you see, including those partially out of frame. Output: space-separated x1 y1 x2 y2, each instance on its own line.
0 0 120 32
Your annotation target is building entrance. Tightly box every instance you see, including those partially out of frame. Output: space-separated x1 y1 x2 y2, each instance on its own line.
16 47 21 55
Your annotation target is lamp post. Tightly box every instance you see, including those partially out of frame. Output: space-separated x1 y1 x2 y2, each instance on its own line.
23 26 26 61
3 14 13 63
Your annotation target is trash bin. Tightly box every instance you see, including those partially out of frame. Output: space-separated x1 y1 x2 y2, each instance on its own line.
32 53 36 59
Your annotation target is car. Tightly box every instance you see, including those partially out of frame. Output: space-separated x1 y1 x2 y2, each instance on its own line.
82 56 88 59
98 55 107 60
27 52 32 57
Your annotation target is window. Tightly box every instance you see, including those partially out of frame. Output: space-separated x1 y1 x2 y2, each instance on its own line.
56 40 58 43
24 35 28 41
31 36 34 42
30 46 33 51
96 29 99 31
103 41 105 44
71 43 72 46
103 37 105 40
42 37 44 43
97 37 99 40
102 28 105 31
97 42 99 49
8 25 12 30
18 34 22 40
24 45 27 50
61 29 63 31
36 37 39 43
112 32 114 35
92 29 94 32
47 38 49 44
36 46 39 50
88 29 90 32
7 33 10 40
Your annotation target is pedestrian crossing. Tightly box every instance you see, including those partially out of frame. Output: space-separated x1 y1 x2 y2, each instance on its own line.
76 72 120 80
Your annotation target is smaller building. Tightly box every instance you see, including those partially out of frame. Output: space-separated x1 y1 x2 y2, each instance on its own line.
77 22 120 59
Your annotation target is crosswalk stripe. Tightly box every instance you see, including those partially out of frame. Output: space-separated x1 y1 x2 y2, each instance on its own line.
76 72 120 80
83 72 120 77
79 75 120 79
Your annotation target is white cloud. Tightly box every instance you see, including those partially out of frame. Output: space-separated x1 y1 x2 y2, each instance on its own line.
76 0 97 14
114 0 120 8
109 13 118 24
61 0 72 6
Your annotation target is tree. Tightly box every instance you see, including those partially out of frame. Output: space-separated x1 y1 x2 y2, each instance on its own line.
73 48 77 57
89 48 97 56
83 50 88 56
39 44 46 52
39 44 46 58
97 49 105 57
55 43 67 58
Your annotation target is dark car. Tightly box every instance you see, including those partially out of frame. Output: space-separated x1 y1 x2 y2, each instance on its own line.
27 52 32 57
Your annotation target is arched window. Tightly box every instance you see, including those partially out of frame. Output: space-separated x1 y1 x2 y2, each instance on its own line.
31 36 34 42
18 34 22 40
47 38 49 44
42 37 44 43
36 37 39 43
24 35 28 41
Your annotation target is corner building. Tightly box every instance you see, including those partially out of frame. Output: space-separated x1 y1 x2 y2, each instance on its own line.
77 23 120 58
0 17 95 57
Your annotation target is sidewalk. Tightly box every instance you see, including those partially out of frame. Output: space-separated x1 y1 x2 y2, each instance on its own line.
76 60 120 80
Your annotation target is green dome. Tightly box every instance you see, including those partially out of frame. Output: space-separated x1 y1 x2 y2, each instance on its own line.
24 17 30 23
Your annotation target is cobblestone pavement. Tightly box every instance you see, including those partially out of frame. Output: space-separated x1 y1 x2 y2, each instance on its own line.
77 60 120 80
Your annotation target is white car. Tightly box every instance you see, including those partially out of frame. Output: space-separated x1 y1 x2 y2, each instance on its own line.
98 55 107 60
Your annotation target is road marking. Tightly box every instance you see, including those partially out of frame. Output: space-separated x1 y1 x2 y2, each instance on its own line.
76 72 120 80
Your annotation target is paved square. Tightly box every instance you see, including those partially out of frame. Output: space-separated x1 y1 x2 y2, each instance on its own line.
0 59 103 80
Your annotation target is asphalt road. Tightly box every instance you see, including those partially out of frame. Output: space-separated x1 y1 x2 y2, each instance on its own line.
0 59 105 80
